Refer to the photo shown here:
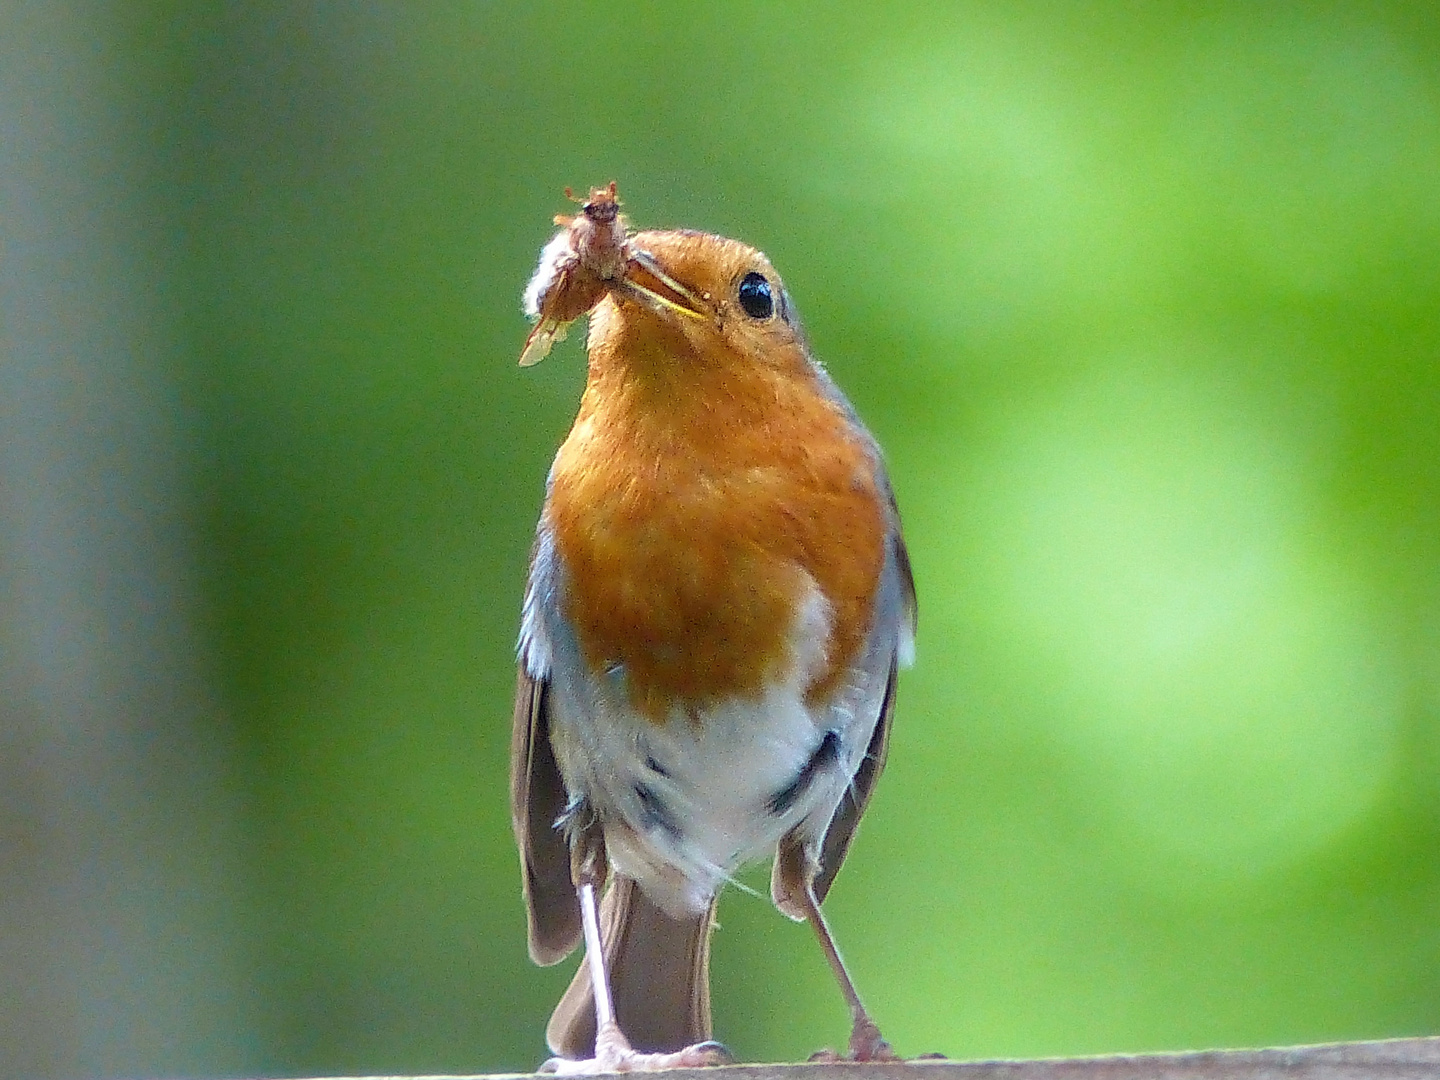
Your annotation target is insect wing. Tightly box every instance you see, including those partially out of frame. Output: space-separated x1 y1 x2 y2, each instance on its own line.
519 316 572 367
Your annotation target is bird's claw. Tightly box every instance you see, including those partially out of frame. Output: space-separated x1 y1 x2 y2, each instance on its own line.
807 1016 900 1063
541 1035 733 1073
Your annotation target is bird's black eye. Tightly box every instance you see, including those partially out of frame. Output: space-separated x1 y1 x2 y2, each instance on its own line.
737 271 774 320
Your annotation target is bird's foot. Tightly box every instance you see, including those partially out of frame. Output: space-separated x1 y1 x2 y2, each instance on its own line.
541 1022 733 1074
807 1015 901 1063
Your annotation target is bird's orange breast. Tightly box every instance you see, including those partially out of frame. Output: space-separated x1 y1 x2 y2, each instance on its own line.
545 298 887 722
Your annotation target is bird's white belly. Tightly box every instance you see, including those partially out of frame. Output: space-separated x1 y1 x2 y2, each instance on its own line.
542 578 889 918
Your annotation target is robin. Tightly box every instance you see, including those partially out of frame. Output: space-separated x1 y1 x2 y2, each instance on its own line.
511 184 916 1073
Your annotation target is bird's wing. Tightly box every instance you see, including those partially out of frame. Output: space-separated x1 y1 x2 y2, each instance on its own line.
510 664 582 964
813 524 915 904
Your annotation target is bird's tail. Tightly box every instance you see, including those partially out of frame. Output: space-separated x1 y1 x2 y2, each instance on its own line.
546 875 716 1058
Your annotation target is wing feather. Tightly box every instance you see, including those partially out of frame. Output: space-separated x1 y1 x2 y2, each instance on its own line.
812 529 914 902
510 667 581 964
813 652 897 903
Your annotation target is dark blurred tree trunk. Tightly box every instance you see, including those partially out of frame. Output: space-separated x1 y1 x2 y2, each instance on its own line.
0 4 258 1077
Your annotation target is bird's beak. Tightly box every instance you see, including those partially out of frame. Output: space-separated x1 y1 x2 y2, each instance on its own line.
617 248 708 323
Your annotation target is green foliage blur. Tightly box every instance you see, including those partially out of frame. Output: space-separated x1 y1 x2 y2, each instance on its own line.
174 2 1440 1074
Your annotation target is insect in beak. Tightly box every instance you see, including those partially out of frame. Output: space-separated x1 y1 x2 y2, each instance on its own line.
517 182 707 368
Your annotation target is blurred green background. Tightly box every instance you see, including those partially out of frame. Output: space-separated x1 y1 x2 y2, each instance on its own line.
5 2 1440 1077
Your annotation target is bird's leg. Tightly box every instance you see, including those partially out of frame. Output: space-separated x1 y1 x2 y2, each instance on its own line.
542 834 732 1074
776 837 898 1063
793 877 896 1061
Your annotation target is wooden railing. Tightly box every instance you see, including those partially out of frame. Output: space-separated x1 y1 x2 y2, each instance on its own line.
275 1036 1440 1080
